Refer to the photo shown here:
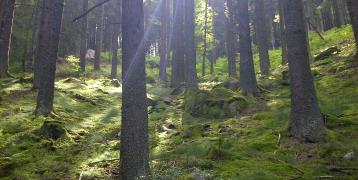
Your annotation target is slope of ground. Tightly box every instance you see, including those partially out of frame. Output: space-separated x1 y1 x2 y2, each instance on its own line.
0 25 357 179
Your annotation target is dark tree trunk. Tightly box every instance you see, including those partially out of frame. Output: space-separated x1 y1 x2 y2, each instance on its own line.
332 0 344 28
347 0 358 56
226 0 237 77
0 0 15 78
238 0 258 95
171 0 185 88
279 0 288 65
284 0 324 142
184 0 198 90
32 0 44 89
111 0 121 79
120 0 149 179
94 4 104 71
202 0 208 77
254 0 270 76
159 0 170 84
79 0 88 72
35 0 65 115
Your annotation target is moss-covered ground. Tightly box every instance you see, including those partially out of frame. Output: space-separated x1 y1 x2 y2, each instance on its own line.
1 25 358 179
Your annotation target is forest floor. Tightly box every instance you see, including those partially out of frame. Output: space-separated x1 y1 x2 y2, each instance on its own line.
1 26 358 179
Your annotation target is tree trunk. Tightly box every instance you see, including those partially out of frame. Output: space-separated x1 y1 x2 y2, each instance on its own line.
279 0 288 65
0 0 15 78
159 0 170 84
120 0 149 179
226 0 237 78
283 0 324 142
254 0 270 76
79 0 88 72
35 0 65 115
238 0 258 95
171 0 185 88
94 4 104 71
184 0 198 90
202 0 208 77
332 0 343 28
111 0 121 79
347 0 358 56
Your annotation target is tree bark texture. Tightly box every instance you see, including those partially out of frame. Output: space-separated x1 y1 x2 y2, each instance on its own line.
284 0 324 142
35 0 65 115
120 0 149 179
254 0 270 75
111 0 121 79
0 0 15 78
184 0 198 90
79 0 88 72
226 0 237 77
238 0 258 95
94 4 104 71
171 0 186 88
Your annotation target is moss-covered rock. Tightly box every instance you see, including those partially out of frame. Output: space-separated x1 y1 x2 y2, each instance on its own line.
39 121 67 140
184 88 248 119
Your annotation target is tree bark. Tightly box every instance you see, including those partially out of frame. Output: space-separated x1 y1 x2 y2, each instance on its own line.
347 0 358 56
254 0 270 76
238 0 258 95
111 0 121 79
120 0 149 179
159 0 170 84
332 0 344 28
184 0 198 90
278 0 288 65
283 0 324 142
0 0 15 78
226 0 237 78
35 0 65 115
79 0 88 72
171 0 185 88
94 3 104 71
202 0 208 77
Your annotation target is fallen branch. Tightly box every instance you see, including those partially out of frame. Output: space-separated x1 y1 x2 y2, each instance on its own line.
72 0 111 22
88 158 120 166
328 166 358 172
314 176 333 179
306 17 325 41
288 176 303 180
277 133 281 146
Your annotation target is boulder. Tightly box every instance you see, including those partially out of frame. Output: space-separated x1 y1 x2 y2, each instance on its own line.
343 151 355 160
185 88 248 119
213 80 240 91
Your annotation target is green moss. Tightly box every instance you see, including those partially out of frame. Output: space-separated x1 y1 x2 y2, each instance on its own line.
184 88 249 119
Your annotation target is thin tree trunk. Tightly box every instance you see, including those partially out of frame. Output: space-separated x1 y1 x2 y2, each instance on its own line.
120 0 149 179
79 0 88 72
332 0 344 28
171 0 185 88
254 0 270 75
279 0 288 65
110 0 121 79
238 0 258 95
184 0 198 90
347 0 358 57
226 0 237 78
94 4 104 71
283 0 324 142
35 0 65 115
159 0 169 84
0 0 15 78
202 0 208 77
